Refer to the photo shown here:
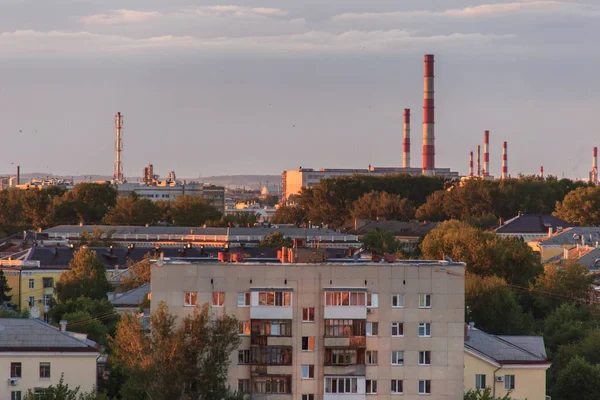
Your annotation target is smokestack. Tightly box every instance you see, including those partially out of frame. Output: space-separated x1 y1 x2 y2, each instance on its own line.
469 151 474 177
476 145 481 177
483 130 490 177
403 109 411 168
114 112 124 183
591 147 598 184
422 54 435 175
501 141 508 180
540 166 544 178
16 165 20 185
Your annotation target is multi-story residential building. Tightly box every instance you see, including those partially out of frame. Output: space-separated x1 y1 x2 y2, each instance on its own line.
464 324 551 400
150 253 466 399
116 182 225 212
0 318 99 399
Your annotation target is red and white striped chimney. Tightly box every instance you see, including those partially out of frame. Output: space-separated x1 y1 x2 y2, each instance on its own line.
403 109 411 168
501 141 508 180
469 151 474 177
540 166 544 178
422 54 435 175
476 145 481 177
483 130 490 177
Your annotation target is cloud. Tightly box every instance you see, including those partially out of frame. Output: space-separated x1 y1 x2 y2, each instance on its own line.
80 9 160 25
189 5 288 18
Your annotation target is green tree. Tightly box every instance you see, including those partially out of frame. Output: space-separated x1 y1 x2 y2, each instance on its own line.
551 328 600 391
55 248 113 302
24 374 101 400
464 388 514 400
361 230 403 255
271 205 308 226
121 254 151 291
48 297 119 334
351 191 416 221
258 231 293 248
170 195 222 226
554 186 600 225
0 269 12 305
542 303 600 358
61 310 108 344
78 226 116 247
103 194 161 226
22 189 54 228
63 183 118 224
465 275 533 335
553 356 600 400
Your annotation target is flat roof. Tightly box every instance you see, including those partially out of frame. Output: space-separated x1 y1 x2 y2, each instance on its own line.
152 258 465 268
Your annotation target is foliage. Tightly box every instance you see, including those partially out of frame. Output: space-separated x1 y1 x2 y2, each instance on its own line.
49 297 119 334
121 254 151 291
259 231 293 248
552 356 600 400
78 226 116 247
542 303 600 358
56 248 113 302
465 275 533 335
271 205 308 226
464 388 514 400
351 191 416 221
61 311 109 344
103 194 161 226
110 302 242 400
64 183 118 224
0 269 12 305
554 186 600 226
24 374 101 400
170 195 223 226
207 212 260 228
22 189 55 228
420 220 543 286
361 230 403 255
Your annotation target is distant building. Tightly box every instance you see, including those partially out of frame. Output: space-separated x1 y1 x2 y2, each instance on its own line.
226 202 277 223
355 220 438 253
281 166 459 201
495 213 572 241
0 318 99 399
529 227 600 262
109 283 150 314
260 185 279 198
464 324 550 400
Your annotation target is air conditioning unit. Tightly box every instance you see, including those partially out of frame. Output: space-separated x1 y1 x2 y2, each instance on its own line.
9 378 19 386
496 376 504 382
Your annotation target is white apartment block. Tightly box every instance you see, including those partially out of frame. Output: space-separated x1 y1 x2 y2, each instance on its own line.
150 258 465 400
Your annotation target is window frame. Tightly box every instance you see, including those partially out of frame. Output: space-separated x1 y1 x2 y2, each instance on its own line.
418 322 432 337
324 377 358 394
391 379 404 394
259 291 292 306
10 362 22 378
475 374 486 390
184 292 197 307
39 362 51 379
302 307 315 322
366 379 378 394
238 320 251 336
301 365 315 379
418 380 431 395
367 293 378 308
391 294 404 308
28 279 35 289
237 292 251 307
301 336 315 351
418 293 432 309
391 322 404 337
418 351 431 365
212 292 225 307
366 322 378 336
28 296 35 307
11 392 22 400
366 350 378 365
391 351 404 366
504 375 515 390
302 395 315 400
238 350 250 365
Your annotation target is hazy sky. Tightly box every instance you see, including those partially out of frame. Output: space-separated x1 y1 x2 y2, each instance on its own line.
1 0 599 179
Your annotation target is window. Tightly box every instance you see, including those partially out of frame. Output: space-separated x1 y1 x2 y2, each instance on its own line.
366 350 378 365
258 291 291 306
238 379 251 393
391 294 404 308
302 336 315 351
419 294 432 308
212 292 225 307
39 362 51 379
302 307 315 322
504 375 515 390
237 292 250 307
251 320 292 337
366 322 378 336
238 321 250 335
11 392 22 400
28 296 35 307
250 347 293 365
418 380 431 395
43 295 52 306
419 322 431 337
325 349 364 365
366 379 378 394
10 362 21 378
238 350 250 364
475 374 486 390
184 292 197 307
325 377 358 394
302 365 314 379
302 395 314 400
367 293 378 308
253 377 290 394
325 319 365 337
325 291 365 306
391 380 404 394
42 277 54 288
391 351 404 365
29 279 35 289
419 351 431 365
391 322 404 337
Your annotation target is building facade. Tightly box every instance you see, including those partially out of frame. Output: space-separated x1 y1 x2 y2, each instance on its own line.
151 258 466 399
116 182 225 212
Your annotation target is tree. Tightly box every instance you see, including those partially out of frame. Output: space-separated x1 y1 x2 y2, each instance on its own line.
553 356 600 400
361 230 403 256
22 189 54 228
103 194 161 226
61 311 108 344
78 226 116 247
554 186 600 226
0 269 12 305
170 195 222 226
63 183 118 224
271 205 308 226
258 232 293 248
55 248 113 302
542 303 599 358
48 297 119 336
551 328 600 389
24 374 101 400
111 302 242 400
351 191 416 221
466 275 532 335
121 254 151 291
464 388 513 400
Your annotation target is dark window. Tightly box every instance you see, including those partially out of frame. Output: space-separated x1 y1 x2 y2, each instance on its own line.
39 362 51 379
250 347 293 365
324 319 365 337
10 363 22 378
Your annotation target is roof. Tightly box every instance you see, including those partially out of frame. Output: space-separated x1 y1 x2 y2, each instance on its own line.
465 327 548 364
538 227 600 247
0 318 99 352
356 220 438 237
111 283 150 307
495 214 572 234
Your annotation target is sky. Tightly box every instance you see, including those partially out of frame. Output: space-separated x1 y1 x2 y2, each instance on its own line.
1 0 599 179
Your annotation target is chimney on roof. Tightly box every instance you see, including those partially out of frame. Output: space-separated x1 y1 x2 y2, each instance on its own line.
59 320 67 332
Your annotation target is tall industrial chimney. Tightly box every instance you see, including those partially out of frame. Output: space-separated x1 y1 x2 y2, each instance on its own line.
476 145 481 177
591 147 598 184
16 165 20 185
403 109 411 168
483 130 490 177
540 166 544 178
501 141 508 180
114 112 124 183
469 151 474 177
422 54 435 175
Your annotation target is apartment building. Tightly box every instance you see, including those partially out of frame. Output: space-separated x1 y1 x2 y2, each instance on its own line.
150 255 465 400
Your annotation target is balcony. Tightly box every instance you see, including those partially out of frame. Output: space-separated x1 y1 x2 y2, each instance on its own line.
250 306 292 320
324 365 366 376
324 336 366 348
324 306 366 319
252 395 292 400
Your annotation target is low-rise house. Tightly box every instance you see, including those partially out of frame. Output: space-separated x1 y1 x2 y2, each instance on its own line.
0 318 99 399
464 324 551 400
530 227 600 262
355 220 438 253
109 283 150 314
495 213 572 241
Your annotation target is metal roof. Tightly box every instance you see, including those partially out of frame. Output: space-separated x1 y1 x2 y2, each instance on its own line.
465 327 548 363
110 283 150 306
495 214 572 234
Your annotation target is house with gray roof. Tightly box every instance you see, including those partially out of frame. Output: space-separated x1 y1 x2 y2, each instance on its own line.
495 213 572 240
